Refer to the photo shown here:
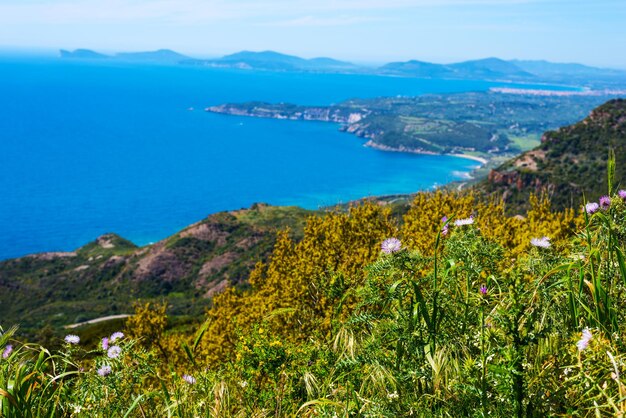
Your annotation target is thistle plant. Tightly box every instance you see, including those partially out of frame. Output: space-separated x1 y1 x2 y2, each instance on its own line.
2 187 626 416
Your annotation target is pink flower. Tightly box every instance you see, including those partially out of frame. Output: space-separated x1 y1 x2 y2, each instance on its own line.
2 345 13 359
599 195 611 210
381 238 402 254
441 216 449 236
585 202 599 215
110 332 124 342
107 346 122 359
577 328 593 351
64 335 80 345
454 216 474 226
97 365 112 377
183 374 196 385
530 237 551 248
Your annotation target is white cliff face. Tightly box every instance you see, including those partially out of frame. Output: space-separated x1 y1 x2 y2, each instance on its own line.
206 103 368 125
348 113 363 123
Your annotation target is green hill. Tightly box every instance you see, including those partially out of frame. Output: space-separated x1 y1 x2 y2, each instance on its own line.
0 204 313 337
481 98 626 210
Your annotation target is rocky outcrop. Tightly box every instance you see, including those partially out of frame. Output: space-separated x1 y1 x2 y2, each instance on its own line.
206 103 368 124
26 252 77 261
179 221 230 246
96 234 118 249
133 242 191 283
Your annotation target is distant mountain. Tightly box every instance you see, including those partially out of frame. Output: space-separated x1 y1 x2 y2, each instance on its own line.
378 60 453 78
509 59 626 88
59 49 109 59
480 99 626 211
59 49 191 64
217 50 308 70
449 57 533 79
186 50 361 72
381 57 533 80
114 49 191 63
57 49 626 87
308 57 361 70
511 59 625 78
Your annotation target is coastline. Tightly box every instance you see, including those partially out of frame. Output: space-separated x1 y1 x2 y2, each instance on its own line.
447 153 488 165
207 106 492 168
363 140 488 166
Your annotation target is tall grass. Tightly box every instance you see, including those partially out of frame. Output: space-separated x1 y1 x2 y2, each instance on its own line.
2 189 626 416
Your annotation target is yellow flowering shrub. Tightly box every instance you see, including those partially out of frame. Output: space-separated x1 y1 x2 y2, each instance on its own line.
190 191 583 365
402 190 582 259
197 202 396 363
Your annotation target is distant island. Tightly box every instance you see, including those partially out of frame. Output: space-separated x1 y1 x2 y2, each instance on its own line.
183 50 361 72
59 48 192 64
59 48 626 88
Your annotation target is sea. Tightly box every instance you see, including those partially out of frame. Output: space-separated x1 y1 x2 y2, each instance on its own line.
0 56 570 259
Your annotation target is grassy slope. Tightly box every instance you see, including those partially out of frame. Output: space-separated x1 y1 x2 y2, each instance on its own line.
0 204 314 338
479 98 626 211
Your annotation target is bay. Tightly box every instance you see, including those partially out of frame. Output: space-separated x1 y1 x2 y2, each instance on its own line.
0 57 565 259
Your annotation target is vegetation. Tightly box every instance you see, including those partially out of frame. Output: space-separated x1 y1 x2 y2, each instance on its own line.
208 92 610 156
2 97 626 415
0 204 314 340
482 99 626 211
4 181 626 415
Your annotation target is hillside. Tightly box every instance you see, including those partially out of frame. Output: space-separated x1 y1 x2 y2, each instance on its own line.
481 98 626 210
207 92 610 157
114 49 191 63
59 49 108 59
186 50 361 71
0 204 313 336
59 48 191 63
511 59 626 88
380 57 534 80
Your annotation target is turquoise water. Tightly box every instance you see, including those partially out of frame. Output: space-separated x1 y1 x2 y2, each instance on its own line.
0 57 567 259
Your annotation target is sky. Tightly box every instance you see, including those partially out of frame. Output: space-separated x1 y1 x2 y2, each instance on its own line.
0 0 625 67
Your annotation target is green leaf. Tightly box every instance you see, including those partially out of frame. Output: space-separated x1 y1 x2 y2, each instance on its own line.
192 319 211 353
181 342 196 367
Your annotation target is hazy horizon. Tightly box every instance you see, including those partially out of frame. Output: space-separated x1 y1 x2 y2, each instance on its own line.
0 0 624 68
2 45 626 71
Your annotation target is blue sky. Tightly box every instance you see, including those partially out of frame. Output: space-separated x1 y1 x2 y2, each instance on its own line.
0 0 624 67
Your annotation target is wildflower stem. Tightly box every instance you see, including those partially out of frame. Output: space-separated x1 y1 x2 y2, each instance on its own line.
432 227 442 353
481 303 487 417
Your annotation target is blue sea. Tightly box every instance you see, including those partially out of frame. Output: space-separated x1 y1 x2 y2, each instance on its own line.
0 56 570 259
